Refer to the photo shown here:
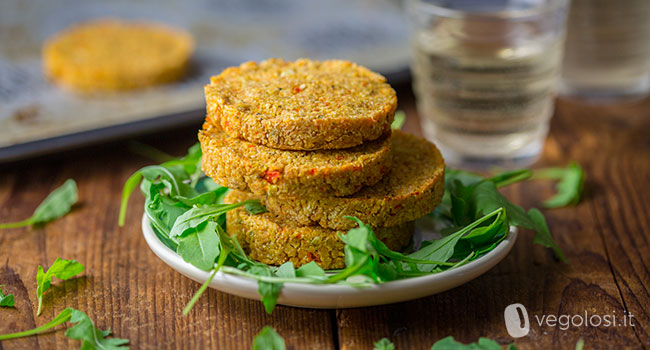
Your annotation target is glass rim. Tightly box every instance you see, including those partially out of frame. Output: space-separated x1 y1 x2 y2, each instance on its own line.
407 0 570 20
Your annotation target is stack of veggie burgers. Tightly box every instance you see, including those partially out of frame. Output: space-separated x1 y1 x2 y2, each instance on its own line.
199 58 445 269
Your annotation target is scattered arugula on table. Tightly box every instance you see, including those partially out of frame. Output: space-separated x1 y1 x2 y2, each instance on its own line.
0 307 129 349
119 143 578 315
0 285 14 307
252 326 285 350
391 110 406 130
374 337 395 350
532 162 584 208
374 336 517 350
65 308 130 349
36 258 85 315
431 336 517 350
0 179 77 229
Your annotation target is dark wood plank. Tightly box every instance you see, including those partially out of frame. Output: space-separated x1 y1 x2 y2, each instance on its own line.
555 98 650 347
0 88 648 350
0 129 336 350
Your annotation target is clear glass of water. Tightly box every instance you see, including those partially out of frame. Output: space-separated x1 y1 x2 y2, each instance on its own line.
406 0 569 168
561 0 650 99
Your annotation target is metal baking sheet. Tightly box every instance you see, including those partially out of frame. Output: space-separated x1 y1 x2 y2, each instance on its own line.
0 0 410 162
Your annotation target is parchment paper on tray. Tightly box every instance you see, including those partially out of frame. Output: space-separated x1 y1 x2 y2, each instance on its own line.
0 0 409 160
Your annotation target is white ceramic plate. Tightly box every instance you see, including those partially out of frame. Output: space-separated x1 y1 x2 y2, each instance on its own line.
142 215 517 308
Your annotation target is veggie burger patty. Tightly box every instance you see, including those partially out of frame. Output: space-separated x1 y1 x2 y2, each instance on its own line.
225 190 414 269
199 122 392 197
260 130 445 230
204 58 397 150
43 18 194 92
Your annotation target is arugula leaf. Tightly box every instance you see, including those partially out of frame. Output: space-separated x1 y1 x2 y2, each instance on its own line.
296 261 326 278
374 337 395 350
487 169 532 188
0 285 14 307
528 208 567 262
575 339 584 350
471 181 532 229
344 217 454 267
119 165 197 226
175 187 229 207
177 221 220 271
36 258 85 315
183 269 218 316
162 142 203 179
391 110 406 130
252 326 286 350
0 307 129 349
182 225 234 315
0 307 73 340
142 180 187 251
409 209 504 272
259 279 282 314
431 336 516 350
470 181 567 262
65 309 130 349
0 179 77 229
119 171 144 226
532 162 584 208
169 202 251 238
276 262 296 278
250 265 283 314
244 200 268 215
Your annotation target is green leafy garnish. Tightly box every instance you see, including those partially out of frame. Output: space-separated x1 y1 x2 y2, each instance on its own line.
36 258 85 315
532 162 584 208
252 326 285 350
431 336 517 350
0 285 15 307
169 202 250 239
0 179 77 229
374 337 395 350
124 143 568 315
251 265 283 314
177 221 221 270
65 309 130 349
575 339 584 350
439 169 567 262
0 307 129 349
391 110 406 130
0 307 74 340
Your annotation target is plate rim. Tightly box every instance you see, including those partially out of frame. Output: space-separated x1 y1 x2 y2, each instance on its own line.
141 214 517 308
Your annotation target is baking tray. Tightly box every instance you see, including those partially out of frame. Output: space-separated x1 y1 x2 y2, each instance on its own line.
0 0 410 162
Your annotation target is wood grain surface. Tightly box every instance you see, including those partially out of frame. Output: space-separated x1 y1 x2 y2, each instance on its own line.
0 87 648 350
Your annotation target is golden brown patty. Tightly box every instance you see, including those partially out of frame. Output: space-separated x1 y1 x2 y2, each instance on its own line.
225 191 414 269
204 58 397 150
43 18 194 92
261 130 445 230
199 122 391 197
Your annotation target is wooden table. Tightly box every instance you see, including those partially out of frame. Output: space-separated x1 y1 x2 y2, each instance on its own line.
0 85 648 350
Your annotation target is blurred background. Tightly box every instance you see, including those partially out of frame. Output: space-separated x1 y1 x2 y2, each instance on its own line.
0 0 648 165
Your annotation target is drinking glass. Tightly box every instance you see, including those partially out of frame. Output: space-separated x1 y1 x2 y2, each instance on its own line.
407 0 570 167
561 0 650 99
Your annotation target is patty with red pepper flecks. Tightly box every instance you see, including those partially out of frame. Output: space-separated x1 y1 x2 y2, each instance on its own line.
259 130 445 230
224 190 414 269
204 58 397 150
199 122 391 197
